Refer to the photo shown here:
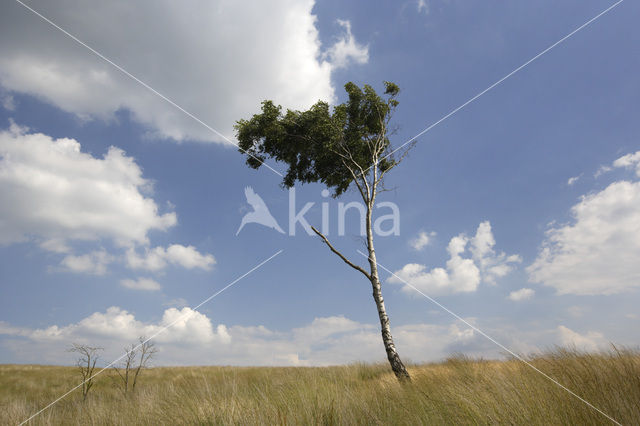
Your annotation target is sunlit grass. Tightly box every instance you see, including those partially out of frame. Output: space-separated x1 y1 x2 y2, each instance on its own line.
1 347 638 425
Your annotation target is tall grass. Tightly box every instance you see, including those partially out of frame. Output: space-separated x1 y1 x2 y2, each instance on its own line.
1 347 638 425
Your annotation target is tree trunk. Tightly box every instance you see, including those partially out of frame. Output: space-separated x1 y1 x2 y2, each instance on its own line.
365 205 411 381
369 264 411 381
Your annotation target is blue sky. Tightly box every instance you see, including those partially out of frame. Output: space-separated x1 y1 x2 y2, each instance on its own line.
0 0 639 366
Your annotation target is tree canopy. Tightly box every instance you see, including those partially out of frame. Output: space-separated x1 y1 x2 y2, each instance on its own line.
235 81 401 197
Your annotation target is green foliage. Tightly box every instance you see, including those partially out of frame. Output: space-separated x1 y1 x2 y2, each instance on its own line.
235 81 401 196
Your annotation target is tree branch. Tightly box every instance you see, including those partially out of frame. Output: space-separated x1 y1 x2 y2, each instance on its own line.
330 145 371 204
311 226 371 280
376 139 417 186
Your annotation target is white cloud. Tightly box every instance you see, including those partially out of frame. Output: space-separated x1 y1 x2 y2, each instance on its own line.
159 307 230 345
39 238 71 254
323 20 369 69
527 178 640 295
125 247 166 271
1 94 15 111
0 1 368 143
0 124 176 247
470 221 522 285
0 308 529 366
508 288 534 301
594 165 612 178
567 174 581 186
120 277 161 291
3 310 621 366
593 150 640 180
60 250 113 275
164 245 216 270
390 236 480 295
292 316 372 344
3 306 227 346
126 244 215 272
416 0 429 14
556 325 605 352
390 222 520 295
409 231 435 251
613 150 640 177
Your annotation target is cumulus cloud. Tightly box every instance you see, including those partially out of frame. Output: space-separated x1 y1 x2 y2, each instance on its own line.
390 235 481 295
527 178 640 295
1 306 228 346
594 150 640 179
613 150 640 177
409 231 435 251
0 308 525 366
0 124 217 276
322 20 369 69
120 277 161 291
390 222 520 295
292 316 372 344
126 244 216 272
0 123 176 247
59 250 113 275
556 325 605 352
470 221 522 285
508 288 534 301
0 0 368 143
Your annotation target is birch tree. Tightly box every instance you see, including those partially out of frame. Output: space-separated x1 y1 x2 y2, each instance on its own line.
236 82 414 380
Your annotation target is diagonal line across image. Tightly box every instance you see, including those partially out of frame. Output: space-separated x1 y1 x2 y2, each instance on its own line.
370 0 625 174
19 249 284 425
13 0 284 178
6 0 629 424
358 250 622 425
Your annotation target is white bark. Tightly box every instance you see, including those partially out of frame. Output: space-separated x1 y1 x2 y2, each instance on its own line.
312 174 411 381
314 92 412 380
365 201 411 380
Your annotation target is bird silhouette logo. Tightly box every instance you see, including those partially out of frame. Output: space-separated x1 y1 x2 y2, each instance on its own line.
236 186 285 235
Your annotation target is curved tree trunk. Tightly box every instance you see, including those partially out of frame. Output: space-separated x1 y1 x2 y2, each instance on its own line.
365 206 411 381
370 272 411 381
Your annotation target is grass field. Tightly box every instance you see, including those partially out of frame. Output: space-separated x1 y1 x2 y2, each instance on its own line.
1 347 639 425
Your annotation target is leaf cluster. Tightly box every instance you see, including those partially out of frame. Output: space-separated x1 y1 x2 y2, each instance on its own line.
235 81 401 197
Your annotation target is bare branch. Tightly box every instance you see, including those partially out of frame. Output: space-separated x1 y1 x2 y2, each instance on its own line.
343 159 368 200
112 343 137 395
311 226 371 280
68 343 102 401
330 145 371 203
377 184 398 193
132 337 157 391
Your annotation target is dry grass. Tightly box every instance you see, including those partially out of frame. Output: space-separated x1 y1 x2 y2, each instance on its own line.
1 347 639 425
